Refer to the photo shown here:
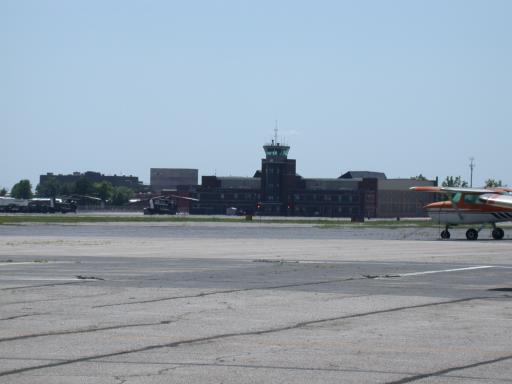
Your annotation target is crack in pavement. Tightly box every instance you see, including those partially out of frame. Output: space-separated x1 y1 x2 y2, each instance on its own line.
120 361 414 376
1 356 509 382
92 269 511 309
443 374 512 383
0 313 44 321
384 353 512 383
93 276 365 308
3 292 112 307
93 361 512 382
0 295 504 378
0 316 186 344
0 281 92 291
114 375 128 384
115 366 179 382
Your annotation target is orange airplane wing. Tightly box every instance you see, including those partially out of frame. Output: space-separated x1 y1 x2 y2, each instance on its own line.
494 187 512 194
409 186 441 192
479 193 512 209
410 186 501 195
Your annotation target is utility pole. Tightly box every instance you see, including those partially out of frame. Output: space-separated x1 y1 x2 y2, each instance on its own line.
469 157 475 187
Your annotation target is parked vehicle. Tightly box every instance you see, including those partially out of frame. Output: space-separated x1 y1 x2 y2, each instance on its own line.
0 197 77 213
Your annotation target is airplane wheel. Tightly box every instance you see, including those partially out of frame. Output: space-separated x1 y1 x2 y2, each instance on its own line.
441 230 450 239
492 228 504 240
466 228 478 241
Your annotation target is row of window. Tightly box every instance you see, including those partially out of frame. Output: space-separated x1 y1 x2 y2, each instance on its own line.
294 194 360 203
200 193 261 201
198 193 362 204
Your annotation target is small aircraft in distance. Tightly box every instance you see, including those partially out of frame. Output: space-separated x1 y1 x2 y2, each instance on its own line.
411 186 512 240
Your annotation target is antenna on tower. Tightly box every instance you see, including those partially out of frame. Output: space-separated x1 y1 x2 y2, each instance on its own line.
469 157 475 187
274 120 278 144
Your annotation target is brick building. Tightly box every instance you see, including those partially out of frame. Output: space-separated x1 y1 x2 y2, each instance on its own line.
189 140 405 218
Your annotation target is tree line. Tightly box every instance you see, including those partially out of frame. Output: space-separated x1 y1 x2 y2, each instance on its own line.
411 175 505 188
441 176 504 188
2 177 135 205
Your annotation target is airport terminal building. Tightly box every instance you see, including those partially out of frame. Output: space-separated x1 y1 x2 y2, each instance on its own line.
184 141 437 218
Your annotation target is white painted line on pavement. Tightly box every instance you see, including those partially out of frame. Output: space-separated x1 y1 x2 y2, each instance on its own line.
0 261 71 267
397 265 495 277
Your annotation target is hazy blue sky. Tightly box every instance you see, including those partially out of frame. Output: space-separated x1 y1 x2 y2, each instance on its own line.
2 0 511 190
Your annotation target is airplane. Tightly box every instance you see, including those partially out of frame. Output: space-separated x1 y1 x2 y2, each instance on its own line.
410 186 512 240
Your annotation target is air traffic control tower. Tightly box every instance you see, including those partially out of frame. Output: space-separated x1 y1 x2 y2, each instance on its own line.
260 132 297 215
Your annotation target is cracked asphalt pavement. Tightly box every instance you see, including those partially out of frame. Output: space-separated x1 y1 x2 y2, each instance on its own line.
0 222 511 383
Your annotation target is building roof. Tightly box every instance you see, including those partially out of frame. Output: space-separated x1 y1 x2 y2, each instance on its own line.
378 178 436 191
339 171 387 180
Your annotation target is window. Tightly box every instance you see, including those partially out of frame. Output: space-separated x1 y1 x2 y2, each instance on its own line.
452 193 461 204
463 194 480 204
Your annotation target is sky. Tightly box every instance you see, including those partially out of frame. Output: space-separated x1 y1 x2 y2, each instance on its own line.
2 0 511 190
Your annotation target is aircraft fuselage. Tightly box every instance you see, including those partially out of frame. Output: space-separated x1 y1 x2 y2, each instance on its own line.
425 192 512 225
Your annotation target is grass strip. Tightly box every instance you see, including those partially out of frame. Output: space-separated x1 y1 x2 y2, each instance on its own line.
0 214 438 227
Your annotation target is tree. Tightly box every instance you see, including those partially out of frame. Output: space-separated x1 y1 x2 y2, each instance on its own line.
411 174 428 181
442 176 468 188
485 179 503 188
0 188 6 196
73 177 94 196
10 180 33 199
36 177 59 199
111 186 134 206
59 183 73 196
93 181 114 202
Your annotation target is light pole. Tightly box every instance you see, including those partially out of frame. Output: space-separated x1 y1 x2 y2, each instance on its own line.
469 157 475 187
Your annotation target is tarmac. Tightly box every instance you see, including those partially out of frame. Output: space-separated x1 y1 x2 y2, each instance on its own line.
0 222 511 383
